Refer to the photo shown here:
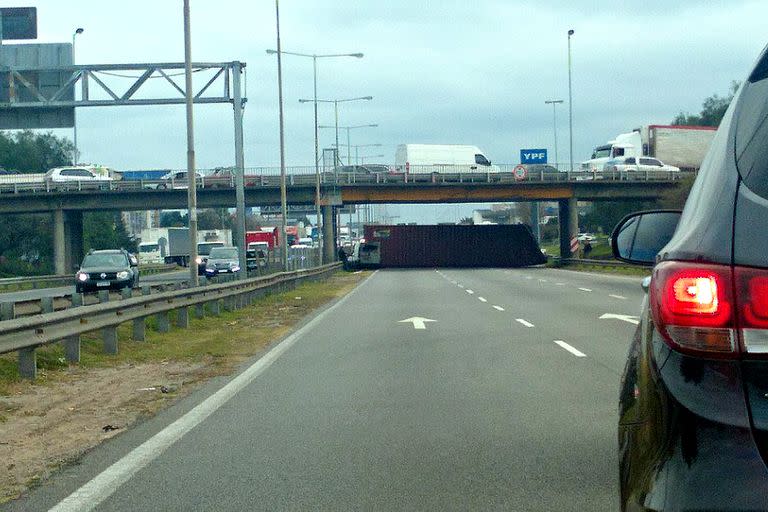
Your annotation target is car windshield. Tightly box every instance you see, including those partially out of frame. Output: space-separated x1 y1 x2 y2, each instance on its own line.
208 247 238 259
139 244 159 252
81 253 127 267
198 243 224 255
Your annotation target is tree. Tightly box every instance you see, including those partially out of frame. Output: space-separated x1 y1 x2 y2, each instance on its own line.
658 174 697 209
672 81 740 127
0 130 73 172
160 211 187 227
581 200 657 235
83 212 137 253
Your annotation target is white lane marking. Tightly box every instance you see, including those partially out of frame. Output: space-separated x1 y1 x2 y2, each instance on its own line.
450 281 457 285
525 276 533 280
539 279 548 283
515 318 535 328
466 289 474 294
398 316 437 330
457 284 464 288
49 270 376 512
578 287 593 292
553 340 587 357
600 313 640 325
478 297 488 302
555 283 566 286
493 305 505 311
609 294 627 300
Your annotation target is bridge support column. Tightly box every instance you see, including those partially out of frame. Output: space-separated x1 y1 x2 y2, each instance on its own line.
322 205 336 264
53 210 84 275
531 202 541 244
558 198 579 259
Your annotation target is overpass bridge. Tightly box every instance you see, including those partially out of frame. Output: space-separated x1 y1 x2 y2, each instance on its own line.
0 168 683 272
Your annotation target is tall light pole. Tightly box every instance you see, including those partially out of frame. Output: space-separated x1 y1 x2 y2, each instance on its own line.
319 124 377 164
567 29 575 173
545 99 563 169
72 27 84 164
265 49 363 258
299 96 372 170
274 0 288 271
182 1 198 286
346 143 382 164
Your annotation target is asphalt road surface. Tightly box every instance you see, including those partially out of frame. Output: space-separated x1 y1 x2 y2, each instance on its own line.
0 270 190 303
4 267 644 511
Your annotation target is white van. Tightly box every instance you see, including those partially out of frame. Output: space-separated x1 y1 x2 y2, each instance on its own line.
395 144 499 174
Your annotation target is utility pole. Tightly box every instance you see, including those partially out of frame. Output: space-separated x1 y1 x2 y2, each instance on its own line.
183 0 198 286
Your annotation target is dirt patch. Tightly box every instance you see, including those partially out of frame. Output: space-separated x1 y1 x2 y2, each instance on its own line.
0 362 209 502
0 270 367 503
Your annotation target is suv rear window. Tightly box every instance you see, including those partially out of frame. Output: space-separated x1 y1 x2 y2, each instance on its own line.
735 68 768 199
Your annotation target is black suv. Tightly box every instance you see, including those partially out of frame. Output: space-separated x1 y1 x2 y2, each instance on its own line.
74 249 139 293
612 44 768 510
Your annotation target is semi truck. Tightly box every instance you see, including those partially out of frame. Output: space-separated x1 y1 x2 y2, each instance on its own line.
580 125 717 173
394 144 500 174
148 227 231 266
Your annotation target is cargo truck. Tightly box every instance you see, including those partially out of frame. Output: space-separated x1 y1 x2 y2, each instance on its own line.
394 144 500 174
580 125 717 173
161 227 231 267
245 228 279 250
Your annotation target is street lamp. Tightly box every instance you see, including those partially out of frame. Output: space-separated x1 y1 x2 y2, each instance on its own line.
567 29 575 173
299 96 373 169
319 124 377 164
265 49 363 261
544 99 563 169
72 27 84 164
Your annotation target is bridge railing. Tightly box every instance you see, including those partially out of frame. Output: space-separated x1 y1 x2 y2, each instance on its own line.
0 166 691 194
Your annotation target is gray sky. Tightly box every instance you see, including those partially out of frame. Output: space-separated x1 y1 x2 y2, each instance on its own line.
7 0 768 222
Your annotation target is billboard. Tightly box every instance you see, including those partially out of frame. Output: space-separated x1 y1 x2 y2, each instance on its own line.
0 43 75 128
0 7 37 40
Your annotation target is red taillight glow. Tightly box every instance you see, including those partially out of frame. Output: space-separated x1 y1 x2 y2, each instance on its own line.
651 263 768 357
651 262 735 356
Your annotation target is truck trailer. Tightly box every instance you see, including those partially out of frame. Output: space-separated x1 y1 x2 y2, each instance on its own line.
362 224 546 268
581 125 717 173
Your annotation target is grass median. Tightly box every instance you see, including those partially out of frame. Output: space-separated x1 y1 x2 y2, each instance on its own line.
0 269 368 503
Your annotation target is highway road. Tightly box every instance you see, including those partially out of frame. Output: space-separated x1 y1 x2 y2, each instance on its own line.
0 270 190 303
4 267 644 511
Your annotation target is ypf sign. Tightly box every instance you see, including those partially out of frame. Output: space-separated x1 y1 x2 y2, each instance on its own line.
520 149 548 165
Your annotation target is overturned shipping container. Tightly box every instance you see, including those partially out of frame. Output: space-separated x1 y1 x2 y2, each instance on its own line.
362 224 547 268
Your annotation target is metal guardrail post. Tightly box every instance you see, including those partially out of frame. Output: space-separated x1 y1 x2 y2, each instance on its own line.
156 310 171 333
1 302 15 321
18 347 36 380
65 293 83 362
121 288 133 299
98 290 110 303
208 298 221 316
177 305 190 328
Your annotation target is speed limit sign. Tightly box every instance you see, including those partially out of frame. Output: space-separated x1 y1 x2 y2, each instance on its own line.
513 164 528 181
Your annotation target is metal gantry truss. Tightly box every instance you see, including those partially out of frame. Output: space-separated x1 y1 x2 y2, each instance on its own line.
1 61 246 108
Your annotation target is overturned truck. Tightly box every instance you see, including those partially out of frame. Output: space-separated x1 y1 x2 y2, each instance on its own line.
360 224 547 268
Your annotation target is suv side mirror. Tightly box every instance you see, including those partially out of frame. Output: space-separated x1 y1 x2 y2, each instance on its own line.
611 210 682 265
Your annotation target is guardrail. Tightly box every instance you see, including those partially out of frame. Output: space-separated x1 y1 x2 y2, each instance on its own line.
0 264 178 292
0 166 691 195
0 262 342 379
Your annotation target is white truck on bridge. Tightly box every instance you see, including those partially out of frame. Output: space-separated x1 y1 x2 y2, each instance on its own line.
395 144 499 173
581 125 717 173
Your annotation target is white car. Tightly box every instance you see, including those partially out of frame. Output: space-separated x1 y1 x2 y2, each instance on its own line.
603 156 680 174
577 232 594 242
154 170 203 189
45 166 112 183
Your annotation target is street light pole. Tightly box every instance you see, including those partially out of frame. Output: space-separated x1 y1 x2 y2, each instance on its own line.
545 99 563 169
275 0 288 271
72 27 84 164
567 29 575 173
334 100 340 166
266 49 363 263
182 0 198 287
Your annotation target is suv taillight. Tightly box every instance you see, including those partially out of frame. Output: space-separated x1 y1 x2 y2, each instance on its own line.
650 262 768 358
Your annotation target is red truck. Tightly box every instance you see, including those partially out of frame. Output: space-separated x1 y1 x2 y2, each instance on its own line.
245 228 279 250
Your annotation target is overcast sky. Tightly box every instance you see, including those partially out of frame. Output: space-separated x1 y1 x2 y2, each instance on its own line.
5 1 768 222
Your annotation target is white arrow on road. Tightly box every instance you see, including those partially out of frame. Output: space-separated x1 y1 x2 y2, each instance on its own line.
398 317 437 330
600 313 640 325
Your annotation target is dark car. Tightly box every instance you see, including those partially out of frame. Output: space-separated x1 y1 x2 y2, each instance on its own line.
204 246 241 276
611 44 768 511
196 241 225 275
74 249 139 293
